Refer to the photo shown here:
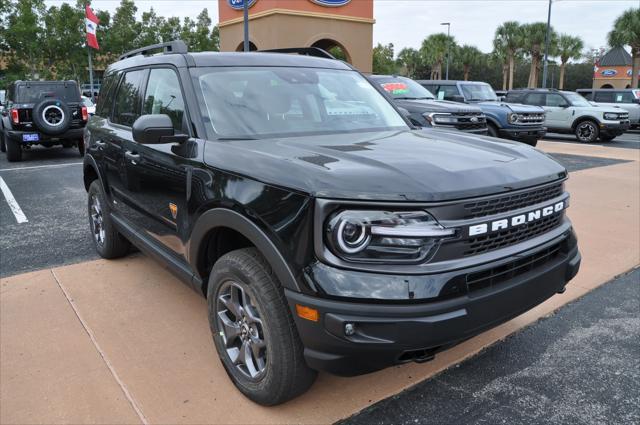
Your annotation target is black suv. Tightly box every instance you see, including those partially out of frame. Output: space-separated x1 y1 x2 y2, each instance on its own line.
84 41 580 405
1 80 88 161
370 75 487 135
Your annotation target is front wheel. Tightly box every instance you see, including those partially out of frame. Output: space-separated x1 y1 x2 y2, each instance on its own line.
87 180 130 258
487 123 499 138
575 121 599 143
207 248 316 405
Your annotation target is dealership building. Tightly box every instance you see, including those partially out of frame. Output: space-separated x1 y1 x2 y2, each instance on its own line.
218 0 374 73
592 46 637 89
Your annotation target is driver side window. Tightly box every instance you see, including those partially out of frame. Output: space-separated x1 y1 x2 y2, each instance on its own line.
545 94 567 107
143 68 186 133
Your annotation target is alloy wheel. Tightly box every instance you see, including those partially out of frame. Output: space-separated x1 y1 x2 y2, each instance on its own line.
576 122 596 142
89 194 105 246
216 280 267 380
42 105 65 127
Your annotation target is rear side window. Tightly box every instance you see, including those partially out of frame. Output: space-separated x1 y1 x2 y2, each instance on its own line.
434 85 460 100
505 92 525 103
143 68 186 132
524 93 545 106
16 83 80 103
95 72 119 118
112 70 146 127
594 91 616 103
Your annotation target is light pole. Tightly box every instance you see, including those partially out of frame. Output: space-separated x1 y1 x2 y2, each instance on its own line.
243 0 250 52
541 0 553 88
441 22 451 80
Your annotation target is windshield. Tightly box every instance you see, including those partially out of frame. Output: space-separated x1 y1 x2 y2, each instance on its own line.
376 77 435 100
565 92 592 107
16 83 80 103
192 67 408 139
460 83 498 101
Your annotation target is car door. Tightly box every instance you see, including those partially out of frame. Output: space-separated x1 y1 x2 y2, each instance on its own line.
118 67 201 262
543 93 573 129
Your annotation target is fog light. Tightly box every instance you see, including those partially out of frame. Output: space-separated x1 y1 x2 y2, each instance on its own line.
344 323 356 336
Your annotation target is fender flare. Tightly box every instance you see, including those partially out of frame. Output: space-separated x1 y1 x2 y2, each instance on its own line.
485 116 502 129
189 208 301 292
571 115 601 130
82 153 106 192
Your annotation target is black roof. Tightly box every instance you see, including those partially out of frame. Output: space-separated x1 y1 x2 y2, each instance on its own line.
106 51 352 74
599 47 632 66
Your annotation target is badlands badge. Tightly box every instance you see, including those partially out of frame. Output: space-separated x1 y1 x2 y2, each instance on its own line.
169 203 178 220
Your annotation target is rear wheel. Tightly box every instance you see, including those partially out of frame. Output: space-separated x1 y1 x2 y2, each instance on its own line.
87 180 130 258
574 120 599 143
487 123 499 138
6 135 22 162
207 248 316 405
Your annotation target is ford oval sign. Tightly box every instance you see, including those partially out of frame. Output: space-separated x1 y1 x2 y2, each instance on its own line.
228 0 257 10
601 69 618 77
310 0 352 6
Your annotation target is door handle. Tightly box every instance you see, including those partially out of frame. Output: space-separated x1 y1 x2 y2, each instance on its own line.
94 140 106 148
125 151 141 165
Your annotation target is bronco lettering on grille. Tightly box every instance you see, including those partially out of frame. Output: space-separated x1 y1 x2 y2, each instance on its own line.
468 201 565 236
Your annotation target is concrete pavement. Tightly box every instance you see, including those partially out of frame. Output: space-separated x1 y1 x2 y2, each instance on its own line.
1 141 639 424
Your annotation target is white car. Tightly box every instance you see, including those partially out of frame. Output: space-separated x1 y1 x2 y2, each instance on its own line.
81 96 96 115
505 89 630 142
577 88 640 130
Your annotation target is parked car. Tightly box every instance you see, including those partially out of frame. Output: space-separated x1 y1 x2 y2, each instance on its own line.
506 88 630 142
576 88 640 129
84 41 580 405
81 95 96 115
369 75 487 135
81 83 101 98
418 80 547 146
0 80 88 161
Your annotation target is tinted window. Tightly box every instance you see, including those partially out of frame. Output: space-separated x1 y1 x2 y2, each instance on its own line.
594 91 616 103
546 94 567 107
374 77 435 100
434 85 460 100
96 72 119 118
505 92 526 103
112 70 145 127
524 93 546 106
460 83 497 101
143 68 186 132
16 83 80 102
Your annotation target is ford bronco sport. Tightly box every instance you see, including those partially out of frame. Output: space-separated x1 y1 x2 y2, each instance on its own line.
506 88 630 142
83 41 581 405
1 80 88 161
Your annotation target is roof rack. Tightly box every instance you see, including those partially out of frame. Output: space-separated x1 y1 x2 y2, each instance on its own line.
119 40 188 61
259 47 336 60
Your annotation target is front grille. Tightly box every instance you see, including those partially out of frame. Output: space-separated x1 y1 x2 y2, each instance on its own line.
463 183 563 219
465 242 562 294
515 113 545 125
464 213 563 256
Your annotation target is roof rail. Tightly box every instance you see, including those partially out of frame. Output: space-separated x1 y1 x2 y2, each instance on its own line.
259 47 336 60
119 40 188 61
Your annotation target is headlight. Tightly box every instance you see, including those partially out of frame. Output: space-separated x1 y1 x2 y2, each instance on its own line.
508 113 520 124
425 113 458 125
326 210 456 263
603 112 619 120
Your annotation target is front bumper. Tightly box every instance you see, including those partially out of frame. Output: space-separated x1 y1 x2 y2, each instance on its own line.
499 126 547 141
7 128 84 144
600 120 630 137
287 230 580 376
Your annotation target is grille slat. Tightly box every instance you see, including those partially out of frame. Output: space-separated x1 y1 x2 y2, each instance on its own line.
463 183 563 219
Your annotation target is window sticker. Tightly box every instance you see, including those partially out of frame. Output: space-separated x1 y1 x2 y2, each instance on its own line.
381 82 409 95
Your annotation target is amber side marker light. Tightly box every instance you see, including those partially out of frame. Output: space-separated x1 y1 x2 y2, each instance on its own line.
296 304 319 322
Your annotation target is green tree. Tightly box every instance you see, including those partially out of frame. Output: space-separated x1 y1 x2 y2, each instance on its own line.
396 47 423 79
108 0 140 56
608 8 640 88
137 7 163 47
457 45 483 81
522 22 556 88
556 34 583 89
4 0 45 77
372 43 396 74
491 40 510 90
421 33 455 79
494 21 523 89
158 17 182 43
42 3 85 80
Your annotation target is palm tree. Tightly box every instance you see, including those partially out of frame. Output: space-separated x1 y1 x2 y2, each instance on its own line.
396 47 423 79
421 33 455 80
608 8 640 88
457 45 483 81
522 22 555 88
494 21 523 89
556 34 584 89
492 40 510 90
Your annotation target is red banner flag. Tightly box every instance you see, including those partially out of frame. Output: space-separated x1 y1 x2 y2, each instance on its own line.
85 5 100 50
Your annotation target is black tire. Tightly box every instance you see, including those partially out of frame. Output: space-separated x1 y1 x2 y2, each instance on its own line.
522 138 538 147
487 123 499 138
78 139 85 157
574 120 599 143
32 98 71 136
5 134 22 162
0 130 5 153
87 180 130 259
207 248 316 405
600 135 616 142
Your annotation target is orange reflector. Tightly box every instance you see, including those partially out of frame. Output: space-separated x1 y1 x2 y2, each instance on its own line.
296 304 319 322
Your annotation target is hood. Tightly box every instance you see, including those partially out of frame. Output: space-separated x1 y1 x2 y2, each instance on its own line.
394 99 483 114
203 130 566 202
476 101 545 113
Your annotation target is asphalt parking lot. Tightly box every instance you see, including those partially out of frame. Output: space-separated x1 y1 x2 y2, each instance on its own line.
1 136 639 424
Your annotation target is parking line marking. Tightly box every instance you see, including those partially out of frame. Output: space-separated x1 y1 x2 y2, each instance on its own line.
0 176 28 224
0 162 83 172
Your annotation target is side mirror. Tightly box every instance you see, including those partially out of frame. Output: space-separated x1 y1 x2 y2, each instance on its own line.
132 114 187 144
560 103 570 108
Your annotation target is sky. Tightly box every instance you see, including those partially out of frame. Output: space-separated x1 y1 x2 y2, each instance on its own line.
45 0 639 54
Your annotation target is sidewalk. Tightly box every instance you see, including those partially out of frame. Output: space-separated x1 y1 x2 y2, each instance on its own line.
1 141 639 424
